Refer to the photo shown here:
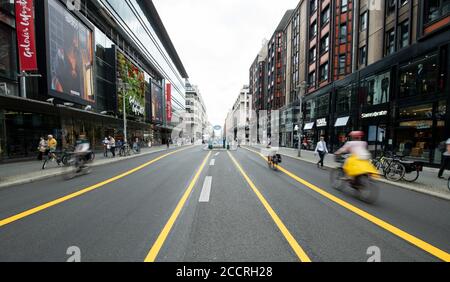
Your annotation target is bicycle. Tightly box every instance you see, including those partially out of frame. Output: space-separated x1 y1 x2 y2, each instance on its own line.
119 143 131 157
42 150 62 170
63 152 93 180
372 152 406 182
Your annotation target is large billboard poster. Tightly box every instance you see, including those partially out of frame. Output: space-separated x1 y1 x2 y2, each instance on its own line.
15 0 38 71
151 82 163 123
47 0 94 103
166 83 172 123
117 51 145 120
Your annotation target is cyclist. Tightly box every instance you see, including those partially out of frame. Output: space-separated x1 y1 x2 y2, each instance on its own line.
73 134 91 172
335 131 375 181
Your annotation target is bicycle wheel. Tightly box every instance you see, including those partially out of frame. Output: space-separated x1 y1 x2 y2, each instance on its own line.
42 158 48 170
385 162 405 182
402 170 420 182
330 168 345 191
356 175 379 204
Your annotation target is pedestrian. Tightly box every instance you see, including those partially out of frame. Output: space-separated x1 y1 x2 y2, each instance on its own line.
37 137 47 160
314 136 328 169
167 138 170 149
133 138 140 153
102 137 109 157
438 138 450 179
109 136 116 158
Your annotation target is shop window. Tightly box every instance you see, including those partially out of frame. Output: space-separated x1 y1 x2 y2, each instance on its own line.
360 70 391 106
315 94 329 117
336 85 353 114
0 23 17 82
399 52 440 98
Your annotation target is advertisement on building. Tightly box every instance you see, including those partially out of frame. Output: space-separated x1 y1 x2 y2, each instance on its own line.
15 0 38 71
151 81 163 123
46 0 94 104
117 51 145 121
166 83 172 123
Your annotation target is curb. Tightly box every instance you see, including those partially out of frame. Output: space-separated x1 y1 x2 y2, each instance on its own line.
0 146 187 189
245 146 450 202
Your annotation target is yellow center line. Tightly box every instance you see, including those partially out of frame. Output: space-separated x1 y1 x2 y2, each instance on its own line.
242 146 450 262
145 151 212 262
0 147 190 228
227 151 311 262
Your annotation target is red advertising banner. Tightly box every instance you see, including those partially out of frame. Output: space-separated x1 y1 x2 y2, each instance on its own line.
166 83 172 123
15 0 38 71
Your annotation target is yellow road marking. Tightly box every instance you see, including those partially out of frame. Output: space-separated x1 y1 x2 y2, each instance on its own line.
145 151 212 262
0 147 190 228
227 151 311 262
242 147 450 262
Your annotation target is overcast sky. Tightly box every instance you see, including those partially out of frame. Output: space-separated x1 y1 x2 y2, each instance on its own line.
152 0 299 127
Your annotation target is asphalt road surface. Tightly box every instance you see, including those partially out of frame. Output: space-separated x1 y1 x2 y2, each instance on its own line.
0 145 448 262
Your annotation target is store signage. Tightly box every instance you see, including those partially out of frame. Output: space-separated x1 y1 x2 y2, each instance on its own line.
166 83 172 123
15 0 38 71
316 118 327 127
361 111 388 119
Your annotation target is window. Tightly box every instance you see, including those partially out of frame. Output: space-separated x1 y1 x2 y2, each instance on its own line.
386 0 396 15
359 45 367 66
399 20 409 49
400 0 408 6
319 62 329 81
321 6 330 25
360 71 391 106
0 0 14 15
309 47 317 63
339 54 346 75
424 0 450 23
385 29 395 55
320 34 329 54
310 21 317 38
310 0 317 12
308 71 316 86
341 0 348 12
399 52 440 97
0 24 17 82
339 23 347 44
360 12 368 31
336 85 353 114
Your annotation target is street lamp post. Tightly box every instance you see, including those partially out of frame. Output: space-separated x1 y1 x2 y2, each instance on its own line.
118 78 130 145
297 81 308 158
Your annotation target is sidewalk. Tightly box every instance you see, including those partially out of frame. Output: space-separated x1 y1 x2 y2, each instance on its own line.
0 145 184 189
248 145 450 201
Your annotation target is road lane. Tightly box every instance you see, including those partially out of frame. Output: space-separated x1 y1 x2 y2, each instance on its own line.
0 146 189 221
234 147 440 261
244 147 450 257
0 146 208 261
155 150 301 262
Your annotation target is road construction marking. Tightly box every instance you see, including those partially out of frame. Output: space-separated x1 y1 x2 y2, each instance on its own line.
242 147 450 262
145 151 212 262
199 176 213 203
227 151 311 262
0 147 190 228
210 159 215 166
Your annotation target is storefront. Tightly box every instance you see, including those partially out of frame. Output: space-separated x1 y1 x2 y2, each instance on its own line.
333 116 351 151
360 109 390 157
395 101 446 165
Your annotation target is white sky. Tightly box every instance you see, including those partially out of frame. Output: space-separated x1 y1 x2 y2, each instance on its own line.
153 0 299 127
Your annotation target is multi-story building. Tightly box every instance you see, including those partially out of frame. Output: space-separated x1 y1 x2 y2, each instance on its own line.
185 82 208 143
225 85 252 144
249 0 450 166
0 0 189 161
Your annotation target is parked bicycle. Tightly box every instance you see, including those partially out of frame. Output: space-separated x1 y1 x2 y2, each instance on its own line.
119 143 131 157
372 151 422 182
